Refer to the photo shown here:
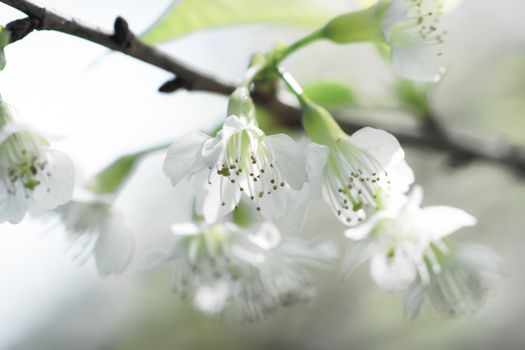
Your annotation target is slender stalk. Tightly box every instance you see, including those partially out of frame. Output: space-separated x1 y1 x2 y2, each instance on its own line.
275 68 308 105
275 29 323 63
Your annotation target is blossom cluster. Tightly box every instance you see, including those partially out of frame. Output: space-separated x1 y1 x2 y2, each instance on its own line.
0 0 504 321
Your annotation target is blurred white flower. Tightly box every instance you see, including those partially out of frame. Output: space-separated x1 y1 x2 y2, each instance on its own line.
320 127 413 226
382 0 453 82
0 98 75 224
54 194 133 276
404 244 506 319
343 186 476 291
163 115 309 224
141 221 336 320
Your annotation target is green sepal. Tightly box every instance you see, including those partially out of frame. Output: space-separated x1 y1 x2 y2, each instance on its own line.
301 99 345 146
0 26 10 71
227 87 256 121
321 6 386 44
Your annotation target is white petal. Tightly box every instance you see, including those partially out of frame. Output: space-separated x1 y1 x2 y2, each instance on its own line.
386 159 414 194
349 127 405 168
370 253 417 291
163 132 211 186
305 143 330 190
33 150 75 209
249 222 281 250
403 284 426 320
280 237 338 267
391 40 445 82
0 182 30 224
344 209 395 240
416 205 476 240
381 0 411 39
341 240 377 279
278 143 329 232
457 244 507 276
139 249 171 272
280 185 311 233
93 218 133 276
193 281 231 314
171 222 202 236
192 170 241 224
222 114 247 131
265 134 307 190
406 185 423 208
257 185 288 220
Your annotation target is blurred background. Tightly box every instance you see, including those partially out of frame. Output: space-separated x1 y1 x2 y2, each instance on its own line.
0 0 524 349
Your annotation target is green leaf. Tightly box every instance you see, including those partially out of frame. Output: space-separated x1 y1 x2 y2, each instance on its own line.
87 154 140 195
0 26 10 71
395 80 430 118
86 143 170 195
143 0 337 44
302 80 357 108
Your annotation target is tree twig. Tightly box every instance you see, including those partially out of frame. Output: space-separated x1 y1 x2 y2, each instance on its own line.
1 0 235 94
2 0 525 175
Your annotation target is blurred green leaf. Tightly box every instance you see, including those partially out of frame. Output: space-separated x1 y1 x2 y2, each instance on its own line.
395 80 430 118
86 143 169 195
143 0 337 44
303 80 357 108
87 155 140 195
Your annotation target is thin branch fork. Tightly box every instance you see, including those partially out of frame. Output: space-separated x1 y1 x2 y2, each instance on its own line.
1 0 525 175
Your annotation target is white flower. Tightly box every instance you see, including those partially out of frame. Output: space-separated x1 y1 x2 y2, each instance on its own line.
54 195 133 276
342 185 476 291
382 0 452 82
404 244 506 319
141 221 336 320
163 115 309 224
0 100 75 224
320 127 413 226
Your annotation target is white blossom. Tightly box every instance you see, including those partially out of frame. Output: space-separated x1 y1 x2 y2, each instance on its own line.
342 186 476 291
382 0 452 82
0 99 74 223
404 244 506 318
141 221 336 320
320 127 413 226
54 195 133 276
163 115 309 224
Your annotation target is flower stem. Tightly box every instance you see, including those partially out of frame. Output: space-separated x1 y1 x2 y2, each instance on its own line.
276 29 324 64
275 67 309 106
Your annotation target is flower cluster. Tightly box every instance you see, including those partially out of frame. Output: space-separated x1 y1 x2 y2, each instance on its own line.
141 221 335 320
0 0 503 322
154 76 502 318
342 186 504 317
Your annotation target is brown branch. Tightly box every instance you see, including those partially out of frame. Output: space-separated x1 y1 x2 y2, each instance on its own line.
1 0 235 94
2 0 525 175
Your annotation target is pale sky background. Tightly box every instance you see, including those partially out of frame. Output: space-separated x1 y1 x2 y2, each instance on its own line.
0 0 524 349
